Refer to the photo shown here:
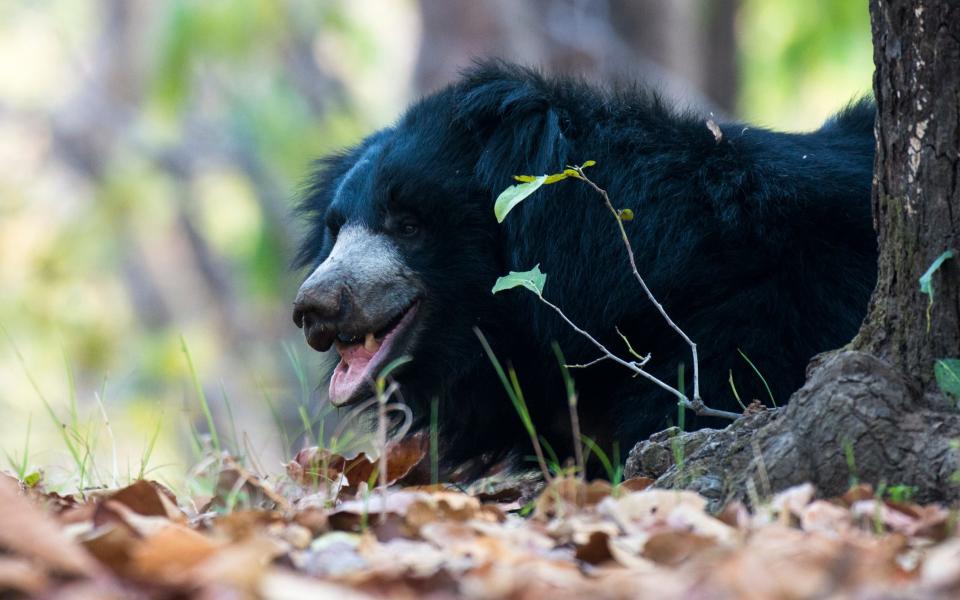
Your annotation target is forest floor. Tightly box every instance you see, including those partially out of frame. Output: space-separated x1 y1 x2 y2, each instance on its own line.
3 441 960 600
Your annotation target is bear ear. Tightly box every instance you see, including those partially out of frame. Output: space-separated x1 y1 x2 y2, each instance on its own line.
455 62 571 193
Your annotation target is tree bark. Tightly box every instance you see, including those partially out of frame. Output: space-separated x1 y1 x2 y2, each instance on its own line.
627 0 960 509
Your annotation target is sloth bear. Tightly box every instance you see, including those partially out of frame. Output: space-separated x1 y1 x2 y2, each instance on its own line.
292 62 877 475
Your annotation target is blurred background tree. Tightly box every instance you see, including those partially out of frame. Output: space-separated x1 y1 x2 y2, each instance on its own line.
0 0 871 491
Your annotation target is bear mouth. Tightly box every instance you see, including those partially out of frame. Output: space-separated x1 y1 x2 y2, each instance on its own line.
328 300 420 407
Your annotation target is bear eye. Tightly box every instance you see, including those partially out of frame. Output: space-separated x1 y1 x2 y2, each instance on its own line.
398 221 419 237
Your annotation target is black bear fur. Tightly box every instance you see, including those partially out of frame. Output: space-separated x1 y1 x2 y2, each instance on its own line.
294 62 877 476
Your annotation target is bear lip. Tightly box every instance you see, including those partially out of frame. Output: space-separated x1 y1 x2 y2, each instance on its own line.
328 300 420 407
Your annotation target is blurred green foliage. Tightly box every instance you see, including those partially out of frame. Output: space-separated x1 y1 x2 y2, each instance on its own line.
739 0 873 128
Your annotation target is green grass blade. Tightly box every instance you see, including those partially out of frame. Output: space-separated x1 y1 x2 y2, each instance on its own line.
219 381 240 456
738 349 777 408
180 336 220 453
138 411 164 480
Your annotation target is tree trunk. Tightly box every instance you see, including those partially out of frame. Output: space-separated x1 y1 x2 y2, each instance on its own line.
627 0 960 509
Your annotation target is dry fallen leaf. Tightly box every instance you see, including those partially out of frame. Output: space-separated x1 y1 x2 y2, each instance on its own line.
800 500 854 534
643 530 719 566
0 557 49 596
922 537 960 589
534 477 612 519
619 477 655 492
768 482 816 526
405 491 484 532
4 463 960 600
80 523 140 576
287 437 426 492
128 522 220 584
260 568 377 600
841 483 875 506
189 535 284 592
598 488 707 534
97 480 183 522
210 458 291 511
0 473 101 578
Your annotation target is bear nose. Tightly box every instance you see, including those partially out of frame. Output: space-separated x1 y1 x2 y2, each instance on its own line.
292 286 346 352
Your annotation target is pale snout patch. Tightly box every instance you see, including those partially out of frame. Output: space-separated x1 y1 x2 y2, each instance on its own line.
297 224 421 407
300 225 407 294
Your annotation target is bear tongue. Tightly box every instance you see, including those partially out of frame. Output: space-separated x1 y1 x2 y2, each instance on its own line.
329 342 378 406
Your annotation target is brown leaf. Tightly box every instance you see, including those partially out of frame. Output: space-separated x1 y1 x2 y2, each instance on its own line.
292 506 329 536
94 500 175 538
534 477 612 519
705 525 905 599
572 528 615 565
80 523 139 576
850 499 917 533
599 488 707 534
213 509 285 542
768 482 816 526
189 535 284 592
210 459 290 511
922 538 960 589
885 501 952 540
466 469 546 505
328 490 429 534
607 534 655 569
618 477 655 492
129 523 220 584
643 530 718 566
405 492 484 532
716 501 751 529
841 483 875 506
0 557 49 596
799 500 854 534
0 473 100 578
287 438 426 491
95 480 182 523
260 568 377 600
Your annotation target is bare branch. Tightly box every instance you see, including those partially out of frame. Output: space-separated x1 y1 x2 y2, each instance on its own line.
535 168 741 423
566 356 610 369
576 168 704 406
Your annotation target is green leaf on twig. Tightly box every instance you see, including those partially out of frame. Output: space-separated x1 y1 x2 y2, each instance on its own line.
494 176 547 223
496 161 599 222
919 250 955 331
935 358 960 401
492 265 547 296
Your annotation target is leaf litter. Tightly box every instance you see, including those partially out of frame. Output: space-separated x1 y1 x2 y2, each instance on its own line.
3 448 960 599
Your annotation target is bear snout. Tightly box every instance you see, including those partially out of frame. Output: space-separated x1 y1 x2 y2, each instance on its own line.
293 224 421 355
293 286 348 353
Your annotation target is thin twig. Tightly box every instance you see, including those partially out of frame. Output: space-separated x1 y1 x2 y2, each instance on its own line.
376 383 390 520
577 170 703 406
221 456 292 512
539 295 739 420
566 356 610 369
535 167 742 422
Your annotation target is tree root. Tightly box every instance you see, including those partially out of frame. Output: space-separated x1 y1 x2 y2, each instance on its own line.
626 351 960 511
